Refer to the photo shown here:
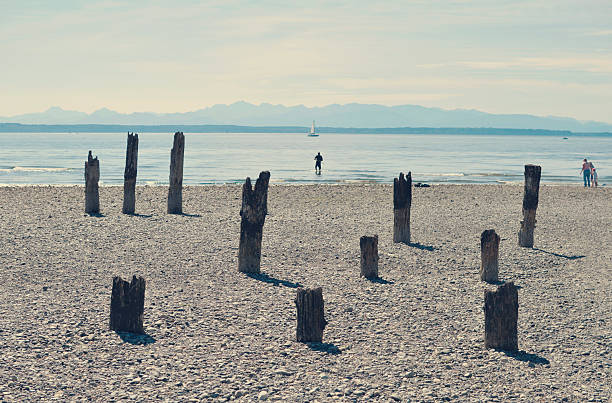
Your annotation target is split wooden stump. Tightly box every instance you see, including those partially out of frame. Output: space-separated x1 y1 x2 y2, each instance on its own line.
167 131 185 214
109 275 146 334
295 287 327 343
518 164 541 247
393 172 412 244
122 132 139 214
480 229 500 282
360 235 379 279
484 282 518 351
84 151 100 214
238 171 270 273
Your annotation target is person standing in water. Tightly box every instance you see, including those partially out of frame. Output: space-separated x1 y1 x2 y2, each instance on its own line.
580 158 591 187
314 152 323 174
591 167 598 187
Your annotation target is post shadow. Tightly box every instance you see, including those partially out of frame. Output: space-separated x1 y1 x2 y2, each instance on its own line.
481 280 523 290
115 331 156 345
366 277 394 284
408 242 435 251
502 349 549 365
178 212 202 218
125 213 153 218
86 212 106 218
307 342 341 355
484 279 505 286
246 272 301 288
532 248 585 260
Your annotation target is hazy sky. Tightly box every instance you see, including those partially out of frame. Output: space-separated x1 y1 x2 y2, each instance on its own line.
1 0 611 121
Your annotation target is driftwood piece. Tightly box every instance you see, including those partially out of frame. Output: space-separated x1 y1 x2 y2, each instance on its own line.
167 132 185 214
84 151 100 214
295 287 327 343
518 164 541 247
122 132 139 214
360 235 379 279
109 275 145 334
484 282 518 351
480 229 500 282
238 171 270 273
393 172 412 243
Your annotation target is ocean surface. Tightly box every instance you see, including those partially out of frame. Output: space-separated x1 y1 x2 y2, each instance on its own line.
0 132 609 185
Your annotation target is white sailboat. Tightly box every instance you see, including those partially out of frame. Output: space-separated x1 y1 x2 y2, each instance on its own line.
307 120 319 137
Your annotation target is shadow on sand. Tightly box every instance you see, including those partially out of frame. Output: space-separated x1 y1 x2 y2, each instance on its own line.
116 331 156 345
86 212 106 218
307 342 341 355
502 350 550 365
178 213 202 218
366 277 395 285
532 248 585 260
484 280 522 289
247 273 301 288
408 242 435 251
127 213 153 218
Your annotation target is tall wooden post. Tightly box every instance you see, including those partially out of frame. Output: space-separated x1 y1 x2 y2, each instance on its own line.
480 229 500 282
360 235 379 279
518 164 541 247
238 171 270 273
167 131 185 214
122 132 139 215
484 282 518 351
109 275 146 334
84 150 100 214
295 287 327 343
393 172 412 244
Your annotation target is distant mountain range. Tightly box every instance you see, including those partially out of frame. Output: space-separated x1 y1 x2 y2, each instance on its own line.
1 102 611 132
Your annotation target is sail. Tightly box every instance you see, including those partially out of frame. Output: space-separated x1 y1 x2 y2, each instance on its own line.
310 120 316 134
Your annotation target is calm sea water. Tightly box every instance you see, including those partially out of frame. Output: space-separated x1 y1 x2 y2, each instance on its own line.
0 132 609 185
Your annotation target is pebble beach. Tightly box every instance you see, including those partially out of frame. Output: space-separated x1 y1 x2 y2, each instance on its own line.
0 184 610 402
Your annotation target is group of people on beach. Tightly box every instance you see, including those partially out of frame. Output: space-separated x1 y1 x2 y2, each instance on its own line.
580 158 598 187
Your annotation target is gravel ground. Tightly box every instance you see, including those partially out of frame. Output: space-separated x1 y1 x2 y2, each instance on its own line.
0 184 610 402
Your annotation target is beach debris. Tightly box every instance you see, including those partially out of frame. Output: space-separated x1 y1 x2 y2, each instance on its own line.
518 164 541 247
109 275 146 334
480 229 500 282
122 132 139 214
414 182 430 188
484 282 518 351
393 172 412 244
295 287 327 343
360 235 379 279
167 131 185 214
238 171 270 273
84 150 100 215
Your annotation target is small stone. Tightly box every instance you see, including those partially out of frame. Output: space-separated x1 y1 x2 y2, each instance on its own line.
390 393 402 401
258 391 269 400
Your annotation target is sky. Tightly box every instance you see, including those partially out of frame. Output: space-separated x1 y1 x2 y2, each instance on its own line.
1 0 611 122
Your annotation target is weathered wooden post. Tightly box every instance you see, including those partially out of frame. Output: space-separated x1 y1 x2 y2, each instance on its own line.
84 150 100 214
295 287 327 343
109 275 145 334
122 132 139 214
360 235 379 279
518 164 541 247
167 131 185 214
480 229 500 282
238 171 270 273
393 172 412 243
484 282 518 351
